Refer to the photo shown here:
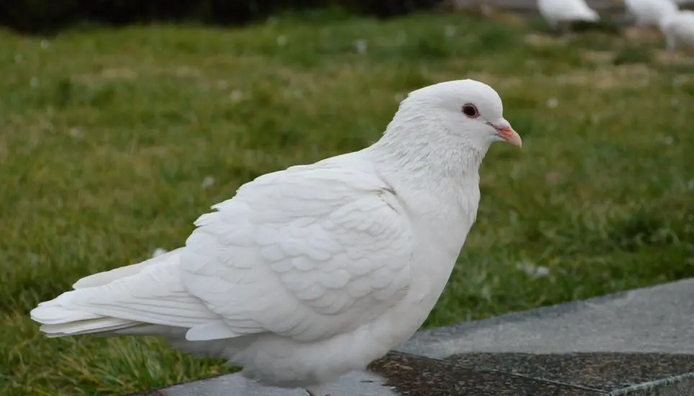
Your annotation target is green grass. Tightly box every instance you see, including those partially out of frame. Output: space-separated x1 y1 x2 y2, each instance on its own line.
2 10 694 396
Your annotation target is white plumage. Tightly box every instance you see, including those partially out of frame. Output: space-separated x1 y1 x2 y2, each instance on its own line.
30 79 522 396
660 10 694 56
624 0 679 27
537 0 600 31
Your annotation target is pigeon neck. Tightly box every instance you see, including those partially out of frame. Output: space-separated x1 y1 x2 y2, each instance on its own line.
368 115 486 192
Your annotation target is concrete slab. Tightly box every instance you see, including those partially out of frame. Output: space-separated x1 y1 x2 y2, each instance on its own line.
398 278 694 357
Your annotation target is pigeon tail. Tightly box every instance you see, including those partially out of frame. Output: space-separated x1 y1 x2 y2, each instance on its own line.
30 248 220 338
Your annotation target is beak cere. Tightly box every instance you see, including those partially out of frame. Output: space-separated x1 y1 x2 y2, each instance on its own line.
491 118 522 148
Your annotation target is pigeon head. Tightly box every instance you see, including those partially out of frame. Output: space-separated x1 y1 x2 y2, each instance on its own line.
371 79 522 182
404 79 522 150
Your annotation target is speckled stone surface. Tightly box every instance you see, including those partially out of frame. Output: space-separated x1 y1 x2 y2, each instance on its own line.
368 352 602 396
447 352 694 395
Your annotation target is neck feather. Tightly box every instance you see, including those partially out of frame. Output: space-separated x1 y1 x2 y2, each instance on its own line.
366 111 487 195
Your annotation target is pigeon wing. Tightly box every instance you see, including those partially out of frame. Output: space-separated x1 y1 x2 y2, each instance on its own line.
180 163 414 342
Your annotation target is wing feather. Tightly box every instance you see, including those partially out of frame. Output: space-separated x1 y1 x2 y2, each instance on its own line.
180 163 413 342
45 257 222 329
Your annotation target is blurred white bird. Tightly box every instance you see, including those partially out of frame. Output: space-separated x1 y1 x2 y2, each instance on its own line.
472 0 495 16
660 10 694 59
624 0 679 27
30 80 522 396
537 0 600 34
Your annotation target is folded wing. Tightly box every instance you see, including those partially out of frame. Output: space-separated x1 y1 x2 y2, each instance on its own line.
181 163 414 342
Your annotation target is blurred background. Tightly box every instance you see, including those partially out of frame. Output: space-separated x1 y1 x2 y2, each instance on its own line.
1 0 694 395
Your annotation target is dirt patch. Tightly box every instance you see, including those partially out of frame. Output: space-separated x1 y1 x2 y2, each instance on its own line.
100 68 138 79
581 50 616 65
654 49 694 66
172 66 201 78
623 26 665 43
556 64 654 89
72 67 138 85
485 9 529 26
524 33 563 47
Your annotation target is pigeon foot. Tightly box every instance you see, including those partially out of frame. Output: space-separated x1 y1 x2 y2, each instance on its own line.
306 387 332 396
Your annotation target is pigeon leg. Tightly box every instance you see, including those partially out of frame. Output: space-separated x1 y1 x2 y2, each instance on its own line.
665 36 677 64
548 21 560 36
305 385 332 396
549 21 570 38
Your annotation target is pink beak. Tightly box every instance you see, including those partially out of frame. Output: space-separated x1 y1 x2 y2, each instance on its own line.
492 119 522 148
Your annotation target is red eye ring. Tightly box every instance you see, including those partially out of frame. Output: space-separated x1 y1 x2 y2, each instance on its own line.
462 103 479 118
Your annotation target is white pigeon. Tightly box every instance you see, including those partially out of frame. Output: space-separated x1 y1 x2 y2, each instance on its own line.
660 10 694 58
537 0 600 33
624 0 679 27
30 79 522 396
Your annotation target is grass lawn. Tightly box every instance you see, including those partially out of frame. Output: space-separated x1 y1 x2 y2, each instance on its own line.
2 9 694 396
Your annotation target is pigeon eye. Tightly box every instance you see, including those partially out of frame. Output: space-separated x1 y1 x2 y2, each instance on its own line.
462 104 479 118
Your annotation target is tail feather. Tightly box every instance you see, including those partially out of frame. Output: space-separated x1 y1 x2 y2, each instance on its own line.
39 317 138 338
31 291 144 338
73 248 182 289
31 296 142 337
32 299 101 324
31 247 220 338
